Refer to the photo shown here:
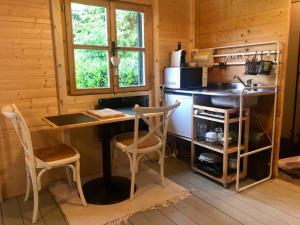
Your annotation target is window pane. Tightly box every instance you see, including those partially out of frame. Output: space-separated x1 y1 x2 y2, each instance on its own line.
116 9 144 48
74 49 109 89
118 51 145 87
71 3 107 46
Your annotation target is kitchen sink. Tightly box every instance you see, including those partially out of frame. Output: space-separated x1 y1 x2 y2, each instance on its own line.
211 95 258 108
209 83 275 108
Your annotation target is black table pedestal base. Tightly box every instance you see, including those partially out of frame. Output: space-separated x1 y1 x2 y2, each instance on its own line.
83 176 135 205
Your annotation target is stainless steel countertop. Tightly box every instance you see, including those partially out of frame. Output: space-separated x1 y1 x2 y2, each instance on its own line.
164 83 276 97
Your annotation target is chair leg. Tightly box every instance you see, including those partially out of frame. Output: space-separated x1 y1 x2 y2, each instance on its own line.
130 154 137 200
24 165 32 201
75 160 87 206
130 170 136 200
29 170 39 223
160 154 166 186
160 156 166 186
65 167 73 187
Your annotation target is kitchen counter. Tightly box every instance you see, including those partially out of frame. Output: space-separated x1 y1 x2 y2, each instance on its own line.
164 83 276 97
163 82 277 139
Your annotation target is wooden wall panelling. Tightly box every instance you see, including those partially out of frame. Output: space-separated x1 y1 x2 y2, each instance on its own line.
197 0 290 48
158 0 196 85
196 0 291 176
0 0 196 198
294 78 300 141
282 1 300 140
189 0 196 54
0 0 65 198
50 0 68 115
153 0 160 106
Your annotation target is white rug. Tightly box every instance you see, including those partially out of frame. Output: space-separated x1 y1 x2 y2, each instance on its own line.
49 159 190 225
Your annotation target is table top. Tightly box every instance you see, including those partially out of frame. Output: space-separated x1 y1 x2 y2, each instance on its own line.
42 108 135 129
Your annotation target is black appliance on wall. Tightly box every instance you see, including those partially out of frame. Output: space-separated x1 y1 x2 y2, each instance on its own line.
98 96 149 110
97 96 149 135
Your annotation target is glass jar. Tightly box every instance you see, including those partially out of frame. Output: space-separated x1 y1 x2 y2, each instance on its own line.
215 127 224 143
196 122 206 141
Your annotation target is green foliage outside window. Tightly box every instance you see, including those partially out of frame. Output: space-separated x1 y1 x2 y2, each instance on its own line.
74 49 109 88
71 3 145 89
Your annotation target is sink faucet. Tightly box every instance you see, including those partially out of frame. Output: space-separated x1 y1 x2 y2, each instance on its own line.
247 79 253 87
233 75 253 87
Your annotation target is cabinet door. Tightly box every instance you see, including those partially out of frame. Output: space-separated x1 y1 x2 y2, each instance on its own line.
165 94 192 138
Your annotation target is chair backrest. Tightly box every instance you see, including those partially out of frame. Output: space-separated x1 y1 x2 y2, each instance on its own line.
2 104 35 163
130 101 180 153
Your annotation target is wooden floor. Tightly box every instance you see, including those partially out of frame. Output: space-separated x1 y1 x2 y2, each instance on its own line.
2 157 300 225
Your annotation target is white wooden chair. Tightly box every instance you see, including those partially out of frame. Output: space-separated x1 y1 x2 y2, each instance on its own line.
1 104 87 223
111 101 180 200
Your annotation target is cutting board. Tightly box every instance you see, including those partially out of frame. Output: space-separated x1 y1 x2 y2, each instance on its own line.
87 108 125 119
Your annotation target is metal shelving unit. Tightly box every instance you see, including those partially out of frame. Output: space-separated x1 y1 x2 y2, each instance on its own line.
191 104 250 187
195 41 280 191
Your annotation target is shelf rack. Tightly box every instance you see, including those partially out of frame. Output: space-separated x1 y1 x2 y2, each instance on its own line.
191 104 250 187
193 140 245 154
192 41 280 191
204 41 280 66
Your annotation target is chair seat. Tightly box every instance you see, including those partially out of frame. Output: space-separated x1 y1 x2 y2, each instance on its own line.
34 144 79 164
113 131 162 153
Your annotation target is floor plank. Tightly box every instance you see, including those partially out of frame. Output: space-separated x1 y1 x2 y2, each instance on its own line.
220 194 287 225
38 190 68 225
160 206 197 225
245 183 300 220
1 198 23 225
3 158 300 225
205 195 264 225
147 158 267 225
238 192 300 225
129 212 154 225
187 196 241 225
17 195 45 225
173 199 219 225
163 158 298 224
143 209 176 225
272 178 300 194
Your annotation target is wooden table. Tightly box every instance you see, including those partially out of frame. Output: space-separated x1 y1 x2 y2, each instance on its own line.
42 108 136 205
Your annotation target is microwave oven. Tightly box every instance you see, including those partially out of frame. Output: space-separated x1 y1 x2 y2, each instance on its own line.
164 67 208 89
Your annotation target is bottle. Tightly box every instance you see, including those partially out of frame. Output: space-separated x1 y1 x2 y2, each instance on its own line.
177 41 187 67
177 41 181 50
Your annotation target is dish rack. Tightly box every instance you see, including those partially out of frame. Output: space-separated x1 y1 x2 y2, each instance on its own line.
191 105 250 187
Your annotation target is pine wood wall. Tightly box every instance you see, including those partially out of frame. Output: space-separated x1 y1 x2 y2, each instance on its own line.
0 0 64 198
282 0 300 140
158 0 195 83
196 0 291 175
0 0 195 199
0 0 291 198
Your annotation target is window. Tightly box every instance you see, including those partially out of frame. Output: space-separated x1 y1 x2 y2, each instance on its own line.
63 0 152 95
